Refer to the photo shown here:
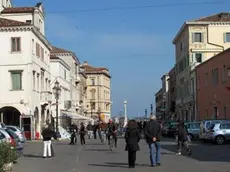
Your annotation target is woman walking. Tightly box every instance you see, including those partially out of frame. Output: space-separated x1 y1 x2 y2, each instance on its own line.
125 120 141 168
79 122 86 145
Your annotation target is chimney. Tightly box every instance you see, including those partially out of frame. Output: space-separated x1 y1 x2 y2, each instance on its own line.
83 61 88 66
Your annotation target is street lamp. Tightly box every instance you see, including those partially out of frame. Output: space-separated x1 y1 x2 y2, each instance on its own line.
150 104 153 114
145 109 147 118
52 80 61 138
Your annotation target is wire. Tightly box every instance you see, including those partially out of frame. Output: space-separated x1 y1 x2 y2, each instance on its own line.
46 0 229 14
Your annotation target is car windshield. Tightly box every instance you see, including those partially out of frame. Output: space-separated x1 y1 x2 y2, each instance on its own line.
208 124 215 130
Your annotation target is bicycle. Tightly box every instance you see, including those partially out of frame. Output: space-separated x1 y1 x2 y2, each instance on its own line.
109 134 115 151
101 131 106 143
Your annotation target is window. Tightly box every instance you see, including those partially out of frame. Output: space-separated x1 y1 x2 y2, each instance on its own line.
33 71 36 90
11 37 21 52
223 33 230 42
91 78 95 85
37 74 40 91
36 43 40 57
195 53 202 63
91 89 96 99
41 70 44 91
45 78 48 91
222 65 226 82
10 71 22 90
212 68 218 85
180 42 183 52
32 39 34 54
26 20 31 24
204 73 208 85
193 33 203 43
227 68 230 77
224 106 227 119
41 47 44 61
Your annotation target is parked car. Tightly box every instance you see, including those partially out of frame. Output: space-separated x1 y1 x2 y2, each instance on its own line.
6 125 26 143
205 122 230 145
161 121 177 136
199 120 230 140
165 123 178 137
0 128 23 157
185 122 200 140
0 122 6 128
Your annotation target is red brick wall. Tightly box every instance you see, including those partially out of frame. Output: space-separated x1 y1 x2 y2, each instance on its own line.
196 49 230 120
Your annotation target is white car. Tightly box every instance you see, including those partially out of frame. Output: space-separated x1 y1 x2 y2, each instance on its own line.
0 122 6 129
6 126 26 143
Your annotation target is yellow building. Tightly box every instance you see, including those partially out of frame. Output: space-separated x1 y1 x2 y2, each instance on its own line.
173 12 230 121
81 62 111 122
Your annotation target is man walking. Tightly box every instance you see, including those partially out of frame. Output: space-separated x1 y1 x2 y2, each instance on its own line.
144 115 161 167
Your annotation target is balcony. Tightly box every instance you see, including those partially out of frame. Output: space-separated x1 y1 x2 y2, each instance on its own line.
40 91 52 104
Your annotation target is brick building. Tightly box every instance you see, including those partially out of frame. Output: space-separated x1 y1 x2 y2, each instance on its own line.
196 48 230 120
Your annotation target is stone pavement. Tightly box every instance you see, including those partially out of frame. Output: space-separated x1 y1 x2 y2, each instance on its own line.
12 138 230 172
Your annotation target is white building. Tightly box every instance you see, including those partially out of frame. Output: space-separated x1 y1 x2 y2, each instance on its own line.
0 0 12 12
50 46 93 126
161 74 170 116
0 3 52 139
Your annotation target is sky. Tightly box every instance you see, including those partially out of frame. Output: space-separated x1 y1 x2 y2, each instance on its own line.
14 0 230 118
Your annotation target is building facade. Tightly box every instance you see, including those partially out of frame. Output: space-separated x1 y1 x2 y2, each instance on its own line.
79 69 87 117
196 48 230 120
155 88 164 117
161 74 170 118
50 54 71 129
0 0 12 12
173 12 230 121
0 3 52 139
81 62 111 122
168 67 176 120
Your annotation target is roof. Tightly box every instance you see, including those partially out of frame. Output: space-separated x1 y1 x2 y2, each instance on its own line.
173 12 230 44
1 7 35 14
196 48 230 70
0 18 31 27
192 12 230 22
155 88 163 96
1 2 43 14
51 46 73 54
83 64 111 78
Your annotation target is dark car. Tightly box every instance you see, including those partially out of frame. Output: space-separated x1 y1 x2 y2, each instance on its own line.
165 123 178 137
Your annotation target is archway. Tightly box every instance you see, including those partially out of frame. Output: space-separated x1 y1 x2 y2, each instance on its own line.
0 106 21 126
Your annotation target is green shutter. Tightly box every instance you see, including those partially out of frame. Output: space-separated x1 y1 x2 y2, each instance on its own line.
11 73 22 90
224 33 226 43
192 33 194 43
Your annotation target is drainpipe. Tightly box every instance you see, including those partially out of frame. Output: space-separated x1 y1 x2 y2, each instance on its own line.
206 26 224 51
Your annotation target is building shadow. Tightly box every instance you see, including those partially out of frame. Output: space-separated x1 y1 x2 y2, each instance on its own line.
88 163 128 168
161 143 230 162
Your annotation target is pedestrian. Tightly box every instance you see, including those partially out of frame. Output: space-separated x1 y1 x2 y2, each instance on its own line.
79 122 86 145
125 119 141 168
86 122 93 139
176 121 192 156
93 122 97 139
69 129 76 145
41 124 57 158
144 115 161 167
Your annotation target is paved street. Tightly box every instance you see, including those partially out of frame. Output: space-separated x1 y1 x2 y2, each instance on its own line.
13 138 230 172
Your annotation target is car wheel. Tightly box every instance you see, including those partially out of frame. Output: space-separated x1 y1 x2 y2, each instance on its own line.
215 135 225 145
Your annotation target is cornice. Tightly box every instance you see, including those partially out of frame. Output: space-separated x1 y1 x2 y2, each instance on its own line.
0 26 32 32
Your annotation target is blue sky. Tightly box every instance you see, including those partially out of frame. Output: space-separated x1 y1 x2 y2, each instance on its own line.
15 0 230 118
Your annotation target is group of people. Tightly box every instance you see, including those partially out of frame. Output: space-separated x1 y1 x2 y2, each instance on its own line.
124 115 192 168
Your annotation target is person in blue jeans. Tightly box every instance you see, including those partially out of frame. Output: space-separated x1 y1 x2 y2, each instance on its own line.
144 115 162 167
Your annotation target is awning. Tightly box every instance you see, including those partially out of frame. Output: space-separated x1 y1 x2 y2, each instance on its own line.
61 110 94 122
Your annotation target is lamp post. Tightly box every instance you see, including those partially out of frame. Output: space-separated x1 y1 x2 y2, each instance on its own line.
52 80 61 138
145 109 147 119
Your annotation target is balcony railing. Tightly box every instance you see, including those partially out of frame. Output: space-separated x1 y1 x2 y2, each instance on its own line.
40 91 52 102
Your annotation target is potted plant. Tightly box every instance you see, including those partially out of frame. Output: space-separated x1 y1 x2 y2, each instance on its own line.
0 143 17 172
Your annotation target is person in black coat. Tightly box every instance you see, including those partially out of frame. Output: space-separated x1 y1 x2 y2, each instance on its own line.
79 122 86 145
176 121 192 155
125 119 140 168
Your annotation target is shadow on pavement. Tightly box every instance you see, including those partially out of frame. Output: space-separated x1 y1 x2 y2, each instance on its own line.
161 143 230 162
88 163 128 168
105 162 150 167
23 154 44 158
85 148 109 152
